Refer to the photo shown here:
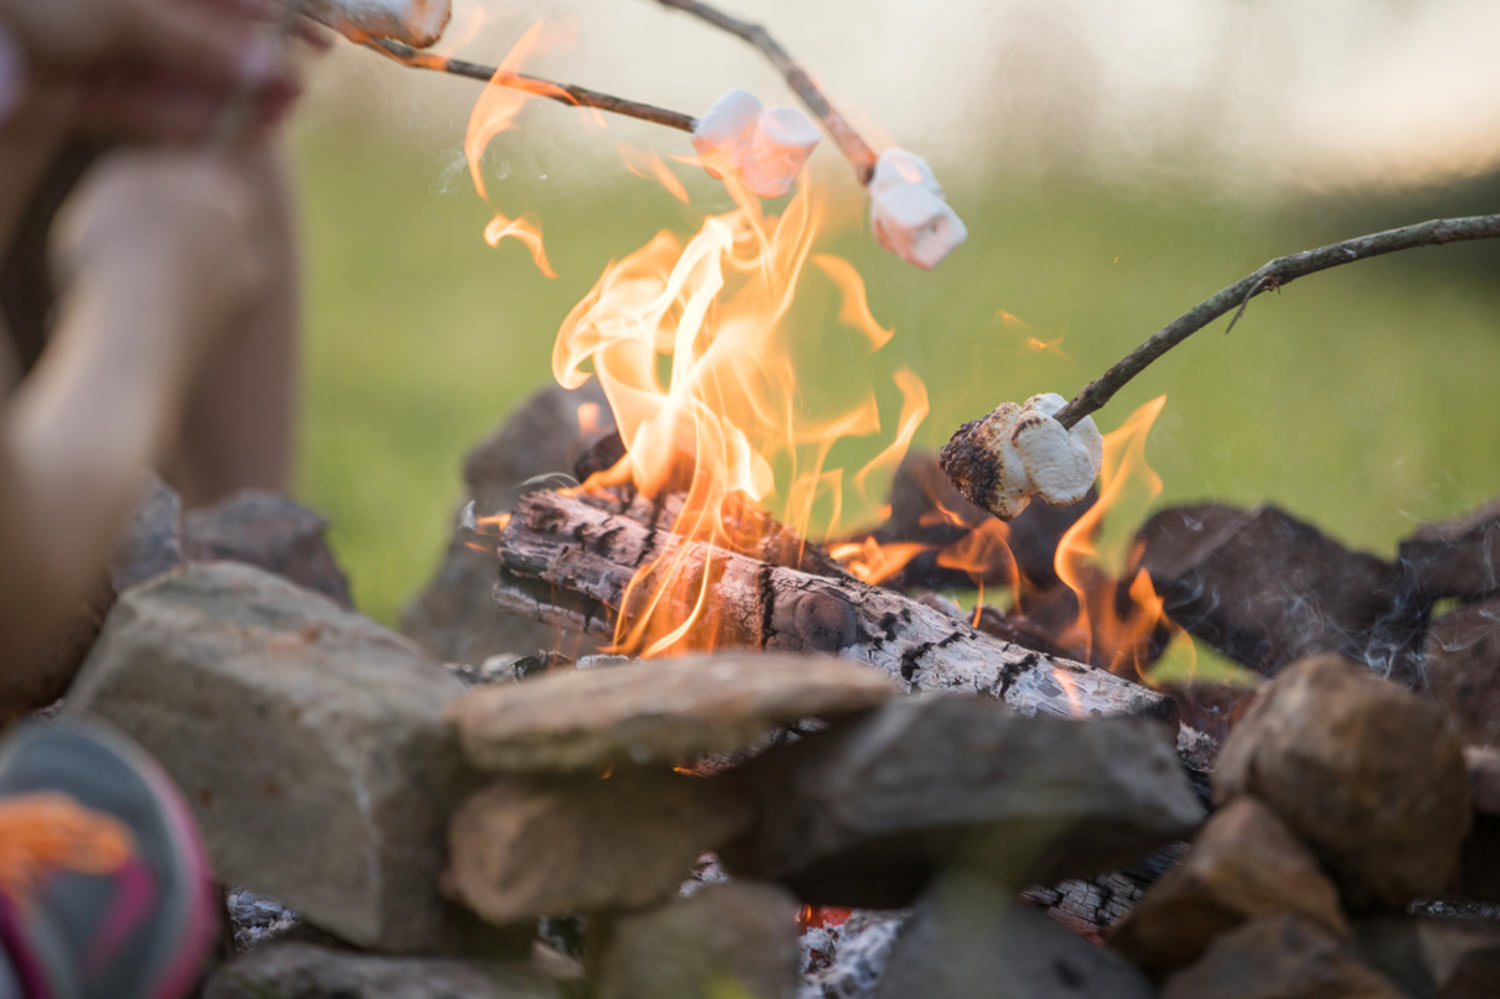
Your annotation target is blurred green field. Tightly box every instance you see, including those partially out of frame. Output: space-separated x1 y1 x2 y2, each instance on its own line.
290 122 1500 642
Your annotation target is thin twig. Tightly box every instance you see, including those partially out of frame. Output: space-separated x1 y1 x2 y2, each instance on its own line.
210 0 306 152
652 0 879 185
1222 275 1278 336
368 38 697 133
1050 214 1500 429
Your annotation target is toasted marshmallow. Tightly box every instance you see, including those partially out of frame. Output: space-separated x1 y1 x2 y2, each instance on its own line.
938 392 1103 520
692 89 819 199
867 147 966 270
303 0 451 48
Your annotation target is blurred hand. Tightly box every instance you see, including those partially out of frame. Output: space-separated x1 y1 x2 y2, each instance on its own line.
50 150 273 370
0 0 311 143
0 0 290 90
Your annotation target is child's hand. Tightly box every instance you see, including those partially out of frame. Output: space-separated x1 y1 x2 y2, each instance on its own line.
1 0 291 91
50 150 273 371
0 0 305 142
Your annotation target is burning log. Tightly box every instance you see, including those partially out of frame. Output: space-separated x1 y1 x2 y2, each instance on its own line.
489 489 1178 725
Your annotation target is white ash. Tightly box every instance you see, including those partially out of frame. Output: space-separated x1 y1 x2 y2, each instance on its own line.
692 89 820 200
302 0 451 48
800 910 908 999
679 853 733 898
444 650 573 686
227 889 300 950
576 653 635 670
867 148 967 270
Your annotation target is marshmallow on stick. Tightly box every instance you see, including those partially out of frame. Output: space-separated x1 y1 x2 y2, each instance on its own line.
303 0 451 48
691 89 821 199
868 148 967 270
938 393 1103 520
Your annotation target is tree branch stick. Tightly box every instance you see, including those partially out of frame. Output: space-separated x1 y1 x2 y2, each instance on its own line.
1050 214 1500 429
367 38 698 133
652 0 879 185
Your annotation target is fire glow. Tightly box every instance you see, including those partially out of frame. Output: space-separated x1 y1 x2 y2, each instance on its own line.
551 173 928 656
466 21 1189 682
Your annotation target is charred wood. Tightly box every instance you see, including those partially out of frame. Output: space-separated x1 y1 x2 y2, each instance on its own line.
1135 504 1429 682
491 490 1178 725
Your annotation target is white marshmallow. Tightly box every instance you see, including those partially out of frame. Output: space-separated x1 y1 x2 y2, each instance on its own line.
867 147 967 270
1013 393 1104 508
957 393 1103 519
692 89 819 199
304 0 451 48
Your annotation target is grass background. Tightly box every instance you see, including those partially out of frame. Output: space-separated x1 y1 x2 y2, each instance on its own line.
288 121 1500 648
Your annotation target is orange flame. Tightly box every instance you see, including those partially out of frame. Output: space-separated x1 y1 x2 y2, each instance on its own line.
458 26 1184 675
620 145 691 204
464 20 562 277
1053 396 1184 680
812 255 894 350
552 171 923 655
828 397 1188 686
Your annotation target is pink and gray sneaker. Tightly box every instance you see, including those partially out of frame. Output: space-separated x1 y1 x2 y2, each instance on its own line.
0 718 218 999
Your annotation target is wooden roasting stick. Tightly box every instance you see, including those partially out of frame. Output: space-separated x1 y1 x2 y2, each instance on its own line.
367 38 698 133
1048 213 1500 431
651 0 879 185
365 0 886 186
492 490 1178 725
940 213 1500 520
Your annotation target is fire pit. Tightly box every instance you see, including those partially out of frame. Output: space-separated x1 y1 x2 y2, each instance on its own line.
25 2 1500 998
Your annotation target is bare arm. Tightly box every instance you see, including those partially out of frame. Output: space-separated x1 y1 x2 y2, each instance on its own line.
0 152 268 667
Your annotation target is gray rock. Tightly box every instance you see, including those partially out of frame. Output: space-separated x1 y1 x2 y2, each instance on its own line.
448 771 750 925
1354 914 1500 999
203 941 564 998
109 472 184 591
184 490 352 607
725 695 1205 907
596 882 801 999
461 382 612 513
402 383 609 666
66 562 491 953
1162 915 1402 999
1108 797 1350 979
1215 654 1472 910
448 652 894 774
876 872 1154 999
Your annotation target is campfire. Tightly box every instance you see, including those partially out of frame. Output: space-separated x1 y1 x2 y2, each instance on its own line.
26 2 1500 998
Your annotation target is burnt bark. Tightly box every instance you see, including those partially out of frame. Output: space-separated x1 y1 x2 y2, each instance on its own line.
492 490 1177 725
